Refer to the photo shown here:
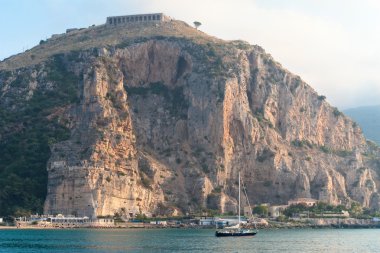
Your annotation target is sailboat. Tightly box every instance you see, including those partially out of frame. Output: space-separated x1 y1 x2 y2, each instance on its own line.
215 171 258 237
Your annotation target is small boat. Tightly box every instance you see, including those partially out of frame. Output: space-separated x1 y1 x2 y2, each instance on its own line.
215 172 258 237
215 224 257 237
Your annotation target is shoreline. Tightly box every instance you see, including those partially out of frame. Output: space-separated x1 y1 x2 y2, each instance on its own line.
2 223 380 230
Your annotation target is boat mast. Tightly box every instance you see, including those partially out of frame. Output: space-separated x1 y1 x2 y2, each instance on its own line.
238 171 241 224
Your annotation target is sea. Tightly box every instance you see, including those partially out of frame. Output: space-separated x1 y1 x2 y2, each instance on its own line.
0 228 379 253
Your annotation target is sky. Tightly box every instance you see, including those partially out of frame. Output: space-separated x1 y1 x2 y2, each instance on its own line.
0 0 379 109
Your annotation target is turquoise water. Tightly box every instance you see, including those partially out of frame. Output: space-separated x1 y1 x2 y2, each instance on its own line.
0 228 380 252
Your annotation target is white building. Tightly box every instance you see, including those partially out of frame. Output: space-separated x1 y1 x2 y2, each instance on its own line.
106 13 171 26
196 217 215 226
44 214 114 227
149 220 167 225
288 198 317 207
269 205 289 218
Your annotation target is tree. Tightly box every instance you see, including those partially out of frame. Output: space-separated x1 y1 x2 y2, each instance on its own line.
252 205 268 217
194 21 202 30
135 213 147 221
349 202 363 218
283 204 308 217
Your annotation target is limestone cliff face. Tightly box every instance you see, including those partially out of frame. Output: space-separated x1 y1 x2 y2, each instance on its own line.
1 21 379 217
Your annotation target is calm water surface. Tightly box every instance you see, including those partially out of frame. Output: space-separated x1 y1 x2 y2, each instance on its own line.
0 228 380 253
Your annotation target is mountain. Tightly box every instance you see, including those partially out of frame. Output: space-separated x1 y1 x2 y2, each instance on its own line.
0 18 379 218
344 105 380 145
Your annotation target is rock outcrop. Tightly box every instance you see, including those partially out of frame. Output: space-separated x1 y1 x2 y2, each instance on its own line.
0 20 379 217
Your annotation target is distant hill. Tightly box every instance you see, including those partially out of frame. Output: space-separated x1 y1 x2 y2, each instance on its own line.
344 105 380 145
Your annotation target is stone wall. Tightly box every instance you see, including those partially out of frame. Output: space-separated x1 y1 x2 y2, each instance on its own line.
106 13 170 26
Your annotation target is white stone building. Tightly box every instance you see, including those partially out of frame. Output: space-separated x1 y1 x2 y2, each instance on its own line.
106 13 171 26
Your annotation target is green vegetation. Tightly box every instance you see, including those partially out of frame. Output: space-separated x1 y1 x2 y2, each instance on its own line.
231 40 251 50
0 54 79 216
256 148 275 162
333 107 342 117
138 158 154 178
351 180 359 187
115 37 153 49
201 163 209 173
138 157 154 190
254 109 265 123
319 145 331 154
282 202 376 219
193 21 202 30
135 213 148 221
349 202 363 218
140 175 153 190
252 109 276 129
212 186 222 194
290 77 302 94
117 171 126 177
252 205 269 217
263 180 272 187
290 139 354 158
125 82 189 119
335 149 353 157
284 202 345 217
291 139 314 148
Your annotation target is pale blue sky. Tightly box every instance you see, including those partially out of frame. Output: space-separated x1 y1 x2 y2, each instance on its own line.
1 0 379 109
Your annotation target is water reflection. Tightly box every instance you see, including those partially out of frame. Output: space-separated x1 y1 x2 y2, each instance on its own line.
0 228 379 252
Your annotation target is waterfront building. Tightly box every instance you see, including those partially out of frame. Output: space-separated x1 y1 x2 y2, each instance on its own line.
268 205 289 218
196 216 215 226
149 220 168 226
288 198 317 207
17 214 114 228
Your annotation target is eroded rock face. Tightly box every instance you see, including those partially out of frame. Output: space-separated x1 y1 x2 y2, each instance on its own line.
1 32 380 217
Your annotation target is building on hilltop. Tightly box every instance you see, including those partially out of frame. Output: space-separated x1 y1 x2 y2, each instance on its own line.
106 13 171 26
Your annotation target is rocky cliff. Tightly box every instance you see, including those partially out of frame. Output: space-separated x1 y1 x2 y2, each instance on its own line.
0 20 379 217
